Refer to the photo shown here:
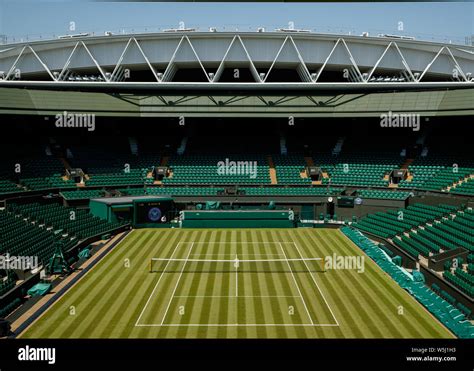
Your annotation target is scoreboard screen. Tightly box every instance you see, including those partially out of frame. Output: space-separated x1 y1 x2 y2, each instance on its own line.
134 198 174 225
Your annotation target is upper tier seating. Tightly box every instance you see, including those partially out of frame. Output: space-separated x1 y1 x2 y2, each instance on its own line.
68 144 160 187
273 154 310 185
315 153 402 188
450 177 474 196
399 155 474 194
164 154 270 185
0 156 74 193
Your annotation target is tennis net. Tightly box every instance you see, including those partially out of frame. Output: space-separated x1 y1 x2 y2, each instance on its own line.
149 257 325 273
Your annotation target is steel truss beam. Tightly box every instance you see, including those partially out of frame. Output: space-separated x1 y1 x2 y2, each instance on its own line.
1 35 473 85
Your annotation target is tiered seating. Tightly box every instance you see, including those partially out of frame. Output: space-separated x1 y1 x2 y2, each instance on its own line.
240 187 340 196
432 283 471 316
451 177 474 196
357 189 411 200
61 189 106 200
8 202 125 241
0 209 72 264
444 269 474 297
421 168 473 191
146 187 223 196
164 154 270 185
0 275 16 297
403 208 474 255
319 154 401 187
355 204 473 258
0 297 22 318
399 154 474 192
0 178 21 194
273 154 310 184
69 144 160 188
18 157 75 190
353 203 455 239
342 226 474 338
86 169 148 187
399 164 443 189
393 235 433 258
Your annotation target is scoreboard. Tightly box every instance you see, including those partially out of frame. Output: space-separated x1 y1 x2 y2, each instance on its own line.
133 197 174 226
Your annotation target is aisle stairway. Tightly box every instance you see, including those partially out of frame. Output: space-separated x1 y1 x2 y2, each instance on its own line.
267 155 278 185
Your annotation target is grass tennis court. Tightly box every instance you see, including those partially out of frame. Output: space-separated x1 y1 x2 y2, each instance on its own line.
21 228 452 338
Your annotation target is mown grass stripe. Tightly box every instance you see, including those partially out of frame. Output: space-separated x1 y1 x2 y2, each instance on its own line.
178 231 215 338
136 229 185 337
302 229 370 338
22 228 453 339
322 230 405 338
296 229 345 338
30 230 148 338
161 230 202 337
266 230 305 338
75 230 163 338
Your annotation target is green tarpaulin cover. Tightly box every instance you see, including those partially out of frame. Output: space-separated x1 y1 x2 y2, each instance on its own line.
78 248 91 259
27 283 52 297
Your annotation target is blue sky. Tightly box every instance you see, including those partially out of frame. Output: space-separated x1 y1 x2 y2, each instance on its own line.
0 1 473 44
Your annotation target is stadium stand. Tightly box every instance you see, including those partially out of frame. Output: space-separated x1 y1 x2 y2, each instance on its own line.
164 154 271 185
273 154 311 185
353 203 458 240
7 202 125 241
342 227 474 338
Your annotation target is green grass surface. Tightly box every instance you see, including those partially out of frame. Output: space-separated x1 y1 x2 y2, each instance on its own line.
22 228 452 338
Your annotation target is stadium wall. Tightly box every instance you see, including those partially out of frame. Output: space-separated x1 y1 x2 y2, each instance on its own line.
180 210 295 228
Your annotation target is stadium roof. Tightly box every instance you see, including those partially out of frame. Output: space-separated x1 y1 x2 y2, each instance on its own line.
0 32 473 85
1 86 472 117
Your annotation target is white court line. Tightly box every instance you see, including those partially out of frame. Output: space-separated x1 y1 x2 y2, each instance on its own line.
136 323 338 327
160 241 195 326
291 241 339 326
136 239 337 328
177 241 297 244
172 295 300 298
135 241 185 326
277 242 314 325
190 253 284 257
235 254 238 297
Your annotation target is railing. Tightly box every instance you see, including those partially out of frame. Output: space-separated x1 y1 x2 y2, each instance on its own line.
1 24 470 47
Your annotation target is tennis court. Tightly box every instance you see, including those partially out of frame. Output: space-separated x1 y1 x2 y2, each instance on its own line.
136 241 337 327
21 228 453 338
